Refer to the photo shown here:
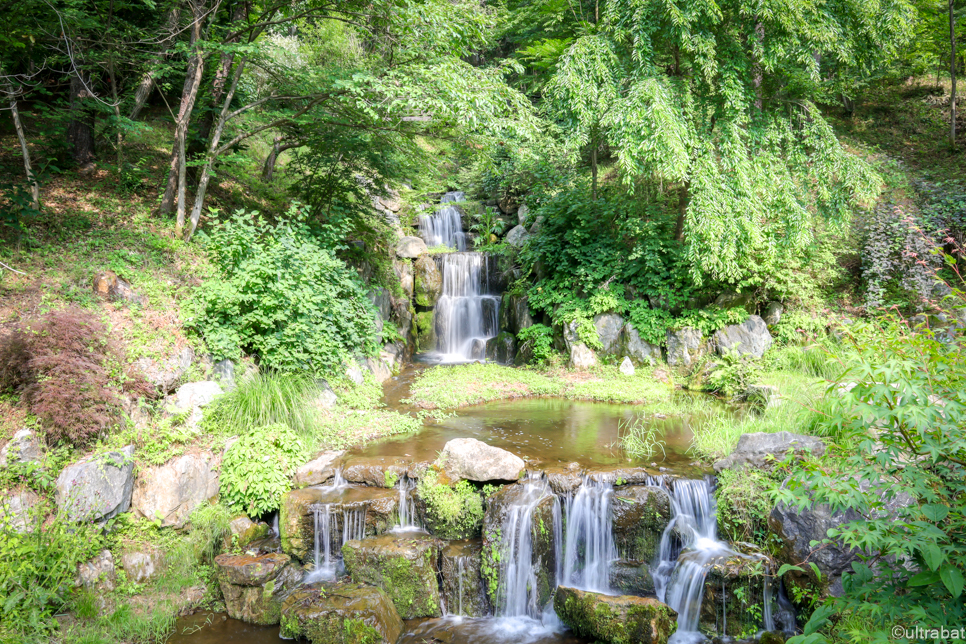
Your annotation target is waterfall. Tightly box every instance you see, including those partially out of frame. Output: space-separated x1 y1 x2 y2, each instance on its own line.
311 504 336 581
561 478 616 592
393 474 420 532
304 470 363 584
419 191 467 250
434 253 501 361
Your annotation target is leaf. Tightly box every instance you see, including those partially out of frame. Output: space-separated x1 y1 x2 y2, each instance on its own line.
921 543 945 571
803 604 836 636
778 563 804 576
922 504 949 522
940 565 964 598
907 570 940 587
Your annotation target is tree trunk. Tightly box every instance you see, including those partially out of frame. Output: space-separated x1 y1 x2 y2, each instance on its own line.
951 0 958 148
130 3 183 120
262 137 301 182
675 183 689 242
2 78 39 210
174 53 205 233
67 72 95 166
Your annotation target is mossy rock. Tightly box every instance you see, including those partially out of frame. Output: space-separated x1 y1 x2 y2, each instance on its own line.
341 533 443 619
611 485 671 562
553 586 677 644
214 553 302 625
608 560 655 597
280 582 403 644
441 540 489 617
415 311 436 352
414 256 442 307
415 470 484 540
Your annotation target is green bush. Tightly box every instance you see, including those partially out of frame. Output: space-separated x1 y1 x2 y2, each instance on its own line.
516 323 554 365
202 371 324 438
416 469 484 539
191 207 378 377
706 351 763 397
221 424 305 517
714 467 779 546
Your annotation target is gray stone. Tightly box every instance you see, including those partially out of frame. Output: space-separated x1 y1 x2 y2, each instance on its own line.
136 346 194 392
368 287 392 325
714 432 825 472
517 204 529 225
0 428 43 469
346 362 365 386
293 451 346 488
505 225 530 247
56 446 135 523
666 327 706 368
131 452 220 527
120 551 162 583
608 560 655 596
173 381 223 412
441 540 489 617
619 357 635 376
714 291 755 311
396 236 428 258
593 313 625 355
281 582 404 643
414 255 443 307
485 332 516 365
569 343 598 369
714 315 773 359
437 438 525 482
366 356 392 383
395 260 414 298
620 323 661 366
499 293 534 335
611 485 672 562
213 359 235 391
0 489 41 532
215 552 303 624
78 550 116 591
529 216 545 235
763 301 783 326
312 381 338 410
738 384 781 409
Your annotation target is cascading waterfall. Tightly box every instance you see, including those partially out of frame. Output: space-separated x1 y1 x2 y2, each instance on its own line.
393 474 420 532
434 253 501 361
304 470 368 584
561 477 616 592
419 191 467 250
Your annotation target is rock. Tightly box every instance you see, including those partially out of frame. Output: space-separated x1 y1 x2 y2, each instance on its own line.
619 357 635 376
395 261 414 298
136 346 194 392
293 451 345 488
505 225 530 247
414 255 443 307
442 191 465 203
396 236 428 258
368 288 392 328
714 291 755 311
769 478 915 599
280 582 404 644
0 489 41 532
92 270 146 305
342 455 411 488
611 486 672 562
713 315 773 359
441 540 489 617
593 314 625 355
376 189 402 213
608 560 655 596
312 382 338 410
366 356 392 384
215 552 303 624
120 551 162 583
542 464 584 495
530 215 545 235
517 204 529 225
345 362 365 386
737 384 781 409
553 586 677 644
131 452 220 528
666 327 706 369
380 343 405 374
763 301 783 326
56 446 135 523
78 550 117 591
173 381 223 411
569 343 598 369
342 533 443 619
498 293 534 335
485 332 516 365
436 438 525 482
229 516 270 547
213 359 235 391
482 483 558 610
415 311 436 353
620 323 662 366
713 432 825 473
0 428 43 469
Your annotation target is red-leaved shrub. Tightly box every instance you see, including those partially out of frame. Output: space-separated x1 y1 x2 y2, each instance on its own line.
0 307 149 446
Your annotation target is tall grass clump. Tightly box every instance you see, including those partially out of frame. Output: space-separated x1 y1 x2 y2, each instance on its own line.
202 371 323 438
618 415 667 460
764 341 846 380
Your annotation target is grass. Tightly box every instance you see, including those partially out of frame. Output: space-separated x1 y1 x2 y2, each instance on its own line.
403 362 675 409
618 415 667 460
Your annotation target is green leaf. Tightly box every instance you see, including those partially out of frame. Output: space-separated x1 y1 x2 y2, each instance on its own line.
921 543 945 571
922 504 949 522
778 563 804 576
803 604 836 635
907 570 941 587
940 565 964 598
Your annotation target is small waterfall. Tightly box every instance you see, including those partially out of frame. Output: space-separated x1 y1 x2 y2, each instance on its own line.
393 474 420 532
304 470 363 583
561 478 616 592
311 504 337 581
434 253 501 361
419 191 467 250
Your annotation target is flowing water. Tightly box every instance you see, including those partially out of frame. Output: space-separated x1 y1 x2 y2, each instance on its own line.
392 474 421 532
561 477 616 593
419 191 467 250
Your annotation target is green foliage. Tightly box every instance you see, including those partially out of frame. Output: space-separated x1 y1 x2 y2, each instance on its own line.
516 323 554 365
618 415 666 460
416 469 484 540
470 206 507 248
706 351 763 398
221 424 305 517
403 363 563 409
715 468 780 547
771 311 832 346
202 371 324 438
191 207 378 377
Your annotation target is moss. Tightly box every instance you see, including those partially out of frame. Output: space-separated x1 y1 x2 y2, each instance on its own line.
554 588 677 644
280 613 300 639
416 470 484 539
343 618 383 644
341 536 442 619
384 470 399 488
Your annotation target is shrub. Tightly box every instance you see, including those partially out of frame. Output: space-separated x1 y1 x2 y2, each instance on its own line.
0 307 148 446
714 468 779 546
416 469 484 539
706 351 762 397
191 207 378 377
202 371 325 438
516 323 554 365
220 424 305 517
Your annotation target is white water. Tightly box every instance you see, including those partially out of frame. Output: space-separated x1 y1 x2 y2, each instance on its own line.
419 191 467 250
561 477 616 593
433 253 501 362
392 474 422 532
303 470 366 584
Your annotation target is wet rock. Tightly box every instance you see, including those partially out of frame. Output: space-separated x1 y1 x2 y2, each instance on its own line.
541 464 584 495
120 551 163 583
485 332 516 365
666 327 707 369
437 438 525 482
611 485 672 562
215 552 302 625
620 323 662 366
763 302 783 327
554 586 677 644
415 311 436 353
0 489 41 532
293 451 346 488
396 236 428 258
714 432 825 473
366 356 392 384
620 357 635 376
505 225 530 247
343 455 410 488
414 255 443 307
713 315 773 359
683 545 775 638
482 483 558 610
280 582 404 644
609 560 655 596
78 550 117 591
441 540 489 617
230 516 270 547
499 294 534 335
93 270 146 305
569 343 598 369
56 446 135 523
280 486 399 562
593 313 625 355
136 346 193 393
0 428 43 469
342 533 443 619
131 452 219 528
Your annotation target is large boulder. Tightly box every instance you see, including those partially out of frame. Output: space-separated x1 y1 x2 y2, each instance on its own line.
0 489 41 533
293 451 345 488
441 540 489 617
120 551 163 583
56 446 135 523
131 452 220 528
436 438 525 482
414 256 443 307
485 332 516 365
553 586 677 644
214 552 303 624
173 381 223 411
342 533 443 619
280 582 404 644
394 260 414 298
713 315 773 359
498 293 535 335
611 486 672 562
594 314 625 356
505 225 530 247
620 324 662 366
136 346 194 393
569 343 598 369
0 428 44 469
666 327 706 369
342 455 411 488
714 432 825 473
609 560 655 597
396 236 428 259
415 311 436 353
